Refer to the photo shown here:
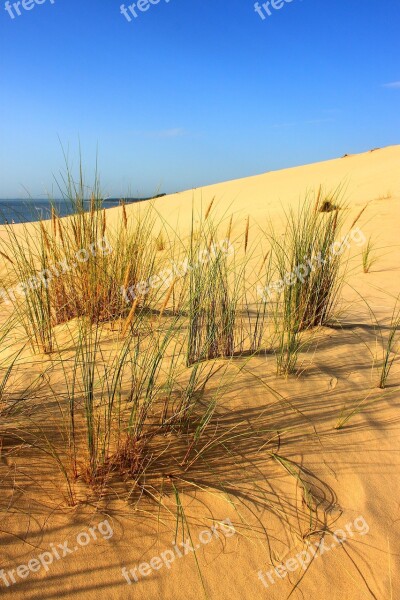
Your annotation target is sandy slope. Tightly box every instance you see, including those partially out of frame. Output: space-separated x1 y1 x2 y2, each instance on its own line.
1 146 400 600
128 144 400 232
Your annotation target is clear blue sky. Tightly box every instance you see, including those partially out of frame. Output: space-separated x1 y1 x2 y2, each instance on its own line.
0 0 399 198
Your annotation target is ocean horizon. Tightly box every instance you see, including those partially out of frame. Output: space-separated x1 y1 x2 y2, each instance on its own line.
0 196 164 225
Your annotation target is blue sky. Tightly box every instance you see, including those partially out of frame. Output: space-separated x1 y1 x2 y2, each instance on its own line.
0 0 399 198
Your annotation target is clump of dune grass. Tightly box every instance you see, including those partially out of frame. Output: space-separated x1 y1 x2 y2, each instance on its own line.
378 298 400 389
49 166 163 324
234 240 273 357
23 311 321 554
244 257 272 354
0 164 167 353
361 293 400 390
186 208 259 365
234 216 272 354
64 312 170 488
0 319 23 423
270 187 347 332
186 233 235 364
362 236 378 273
262 187 351 374
31 302 234 501
0 220 56 353
185 205 273 365
273 310 303 376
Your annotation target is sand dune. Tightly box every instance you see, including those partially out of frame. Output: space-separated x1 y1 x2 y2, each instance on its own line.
130 144 400 230
0 146 399 599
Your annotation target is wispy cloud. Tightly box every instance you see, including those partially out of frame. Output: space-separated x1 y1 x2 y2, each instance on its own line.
383 81 400 89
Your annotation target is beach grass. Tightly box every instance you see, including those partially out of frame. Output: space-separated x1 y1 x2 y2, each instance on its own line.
0 174 374 597
362 236 378 273
378 297 400 389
